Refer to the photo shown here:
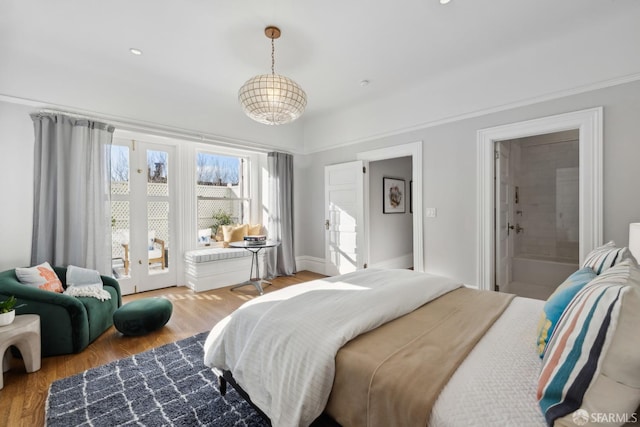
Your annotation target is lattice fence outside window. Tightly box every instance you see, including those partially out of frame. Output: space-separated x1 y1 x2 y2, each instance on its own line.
112 181 129 195
147 182 168 197
148 201 169 244
197 185 246 230
110 183 171 259
111 200 129 259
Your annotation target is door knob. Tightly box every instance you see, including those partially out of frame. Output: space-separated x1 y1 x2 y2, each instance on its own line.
325 219 330 230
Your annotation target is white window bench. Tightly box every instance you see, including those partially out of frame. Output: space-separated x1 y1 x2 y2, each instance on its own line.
184 248 265 292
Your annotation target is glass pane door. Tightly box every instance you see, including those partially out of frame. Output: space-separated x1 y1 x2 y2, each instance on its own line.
145 149 171 279
110 143 132 290
110 139 176 294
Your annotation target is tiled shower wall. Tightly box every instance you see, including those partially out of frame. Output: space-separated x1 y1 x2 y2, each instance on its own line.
513 131 579 262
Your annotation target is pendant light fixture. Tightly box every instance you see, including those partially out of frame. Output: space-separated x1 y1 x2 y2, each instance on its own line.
238 26 307 125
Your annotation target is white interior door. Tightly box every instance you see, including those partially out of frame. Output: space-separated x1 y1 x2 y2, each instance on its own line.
325 161 365 276
495 141 512 292
111 138 177 294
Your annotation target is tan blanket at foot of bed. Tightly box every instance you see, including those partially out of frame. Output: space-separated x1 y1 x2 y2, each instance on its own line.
325 287 515 427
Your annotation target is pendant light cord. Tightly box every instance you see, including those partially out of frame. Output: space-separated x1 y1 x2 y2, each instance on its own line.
271 36 275 75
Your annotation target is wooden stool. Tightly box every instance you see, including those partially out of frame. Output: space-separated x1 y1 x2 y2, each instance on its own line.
0 314 41 389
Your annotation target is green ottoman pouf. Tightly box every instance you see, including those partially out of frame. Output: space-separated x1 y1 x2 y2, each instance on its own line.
113 298 172 336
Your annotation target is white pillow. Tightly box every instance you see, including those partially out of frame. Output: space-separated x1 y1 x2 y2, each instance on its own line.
198 228 212 245
148 230 156 250
15 262 64 293
116 230 159 251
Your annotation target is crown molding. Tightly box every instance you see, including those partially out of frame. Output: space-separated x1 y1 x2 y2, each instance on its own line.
4 70 640 157
0 93 298 155
301 72 640 155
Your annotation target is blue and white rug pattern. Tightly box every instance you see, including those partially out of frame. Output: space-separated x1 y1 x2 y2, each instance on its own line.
45 332 268 426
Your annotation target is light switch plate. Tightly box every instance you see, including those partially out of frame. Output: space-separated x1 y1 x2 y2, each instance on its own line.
426 208 437 218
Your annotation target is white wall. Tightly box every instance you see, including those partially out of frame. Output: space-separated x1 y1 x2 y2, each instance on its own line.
295 80 640 285
369 157 413 267
0 101 35 270
301 11 640 153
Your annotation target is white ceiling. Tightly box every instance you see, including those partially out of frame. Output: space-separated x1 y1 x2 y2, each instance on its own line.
2 0 640 153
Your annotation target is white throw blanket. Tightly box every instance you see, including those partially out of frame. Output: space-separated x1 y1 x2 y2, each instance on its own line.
203 268 462 427
64 265 111 301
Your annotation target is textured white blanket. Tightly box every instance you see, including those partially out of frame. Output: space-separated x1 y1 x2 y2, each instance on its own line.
64 265 111 301
203 268 462 427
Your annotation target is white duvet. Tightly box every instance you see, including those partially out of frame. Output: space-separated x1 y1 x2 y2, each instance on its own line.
203 268 462 427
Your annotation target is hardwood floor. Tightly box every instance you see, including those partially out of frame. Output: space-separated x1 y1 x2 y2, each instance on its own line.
0 271 326 427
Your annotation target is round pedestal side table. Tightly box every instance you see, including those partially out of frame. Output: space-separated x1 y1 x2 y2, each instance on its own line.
228 240 281 295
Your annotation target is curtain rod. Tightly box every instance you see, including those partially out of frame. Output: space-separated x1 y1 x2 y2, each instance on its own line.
38 108 96 120
37 108 290 155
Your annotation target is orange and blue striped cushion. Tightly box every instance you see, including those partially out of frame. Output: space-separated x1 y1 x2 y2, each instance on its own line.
537 260 640 426
538 282 621 423
536 267 597 358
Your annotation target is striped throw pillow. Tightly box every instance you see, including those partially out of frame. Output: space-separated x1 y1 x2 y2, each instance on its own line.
537 259 640 426
536 267 597 358
581 241 635 274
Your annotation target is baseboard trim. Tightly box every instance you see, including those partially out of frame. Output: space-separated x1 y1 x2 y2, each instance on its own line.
296 256 326 275
295 253 416 275
368 253 413 270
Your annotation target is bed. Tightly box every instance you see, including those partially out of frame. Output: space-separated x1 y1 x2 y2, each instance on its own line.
203 265 640 427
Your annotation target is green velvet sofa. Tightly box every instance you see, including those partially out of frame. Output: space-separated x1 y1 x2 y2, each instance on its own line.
0 266 122 357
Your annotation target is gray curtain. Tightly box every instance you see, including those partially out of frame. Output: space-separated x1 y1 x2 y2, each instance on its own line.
30 113 114 275
265 152 297 277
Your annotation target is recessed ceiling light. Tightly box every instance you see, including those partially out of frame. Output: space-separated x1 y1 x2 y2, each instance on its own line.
360 79 370 87
440 0 451 4
129 48 143 56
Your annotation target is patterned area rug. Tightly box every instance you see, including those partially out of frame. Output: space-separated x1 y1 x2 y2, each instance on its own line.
45 332 269 426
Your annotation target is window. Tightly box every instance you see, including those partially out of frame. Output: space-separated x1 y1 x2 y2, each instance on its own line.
196 152 250 243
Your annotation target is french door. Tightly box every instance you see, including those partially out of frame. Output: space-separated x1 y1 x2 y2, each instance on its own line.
111 138 177 294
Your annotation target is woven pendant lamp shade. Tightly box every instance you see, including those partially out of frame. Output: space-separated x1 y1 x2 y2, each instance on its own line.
238 73 307 125
238 26 307 125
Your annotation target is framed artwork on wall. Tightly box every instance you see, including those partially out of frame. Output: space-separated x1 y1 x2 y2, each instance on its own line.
383 177 405 214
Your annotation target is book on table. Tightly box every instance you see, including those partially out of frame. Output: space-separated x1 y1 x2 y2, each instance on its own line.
244 235 267 245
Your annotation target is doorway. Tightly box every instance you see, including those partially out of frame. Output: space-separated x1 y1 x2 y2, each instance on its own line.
495 130 580 300
323 141 424 276
358 141 424 273
368 157 414 269
476 107 603 292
